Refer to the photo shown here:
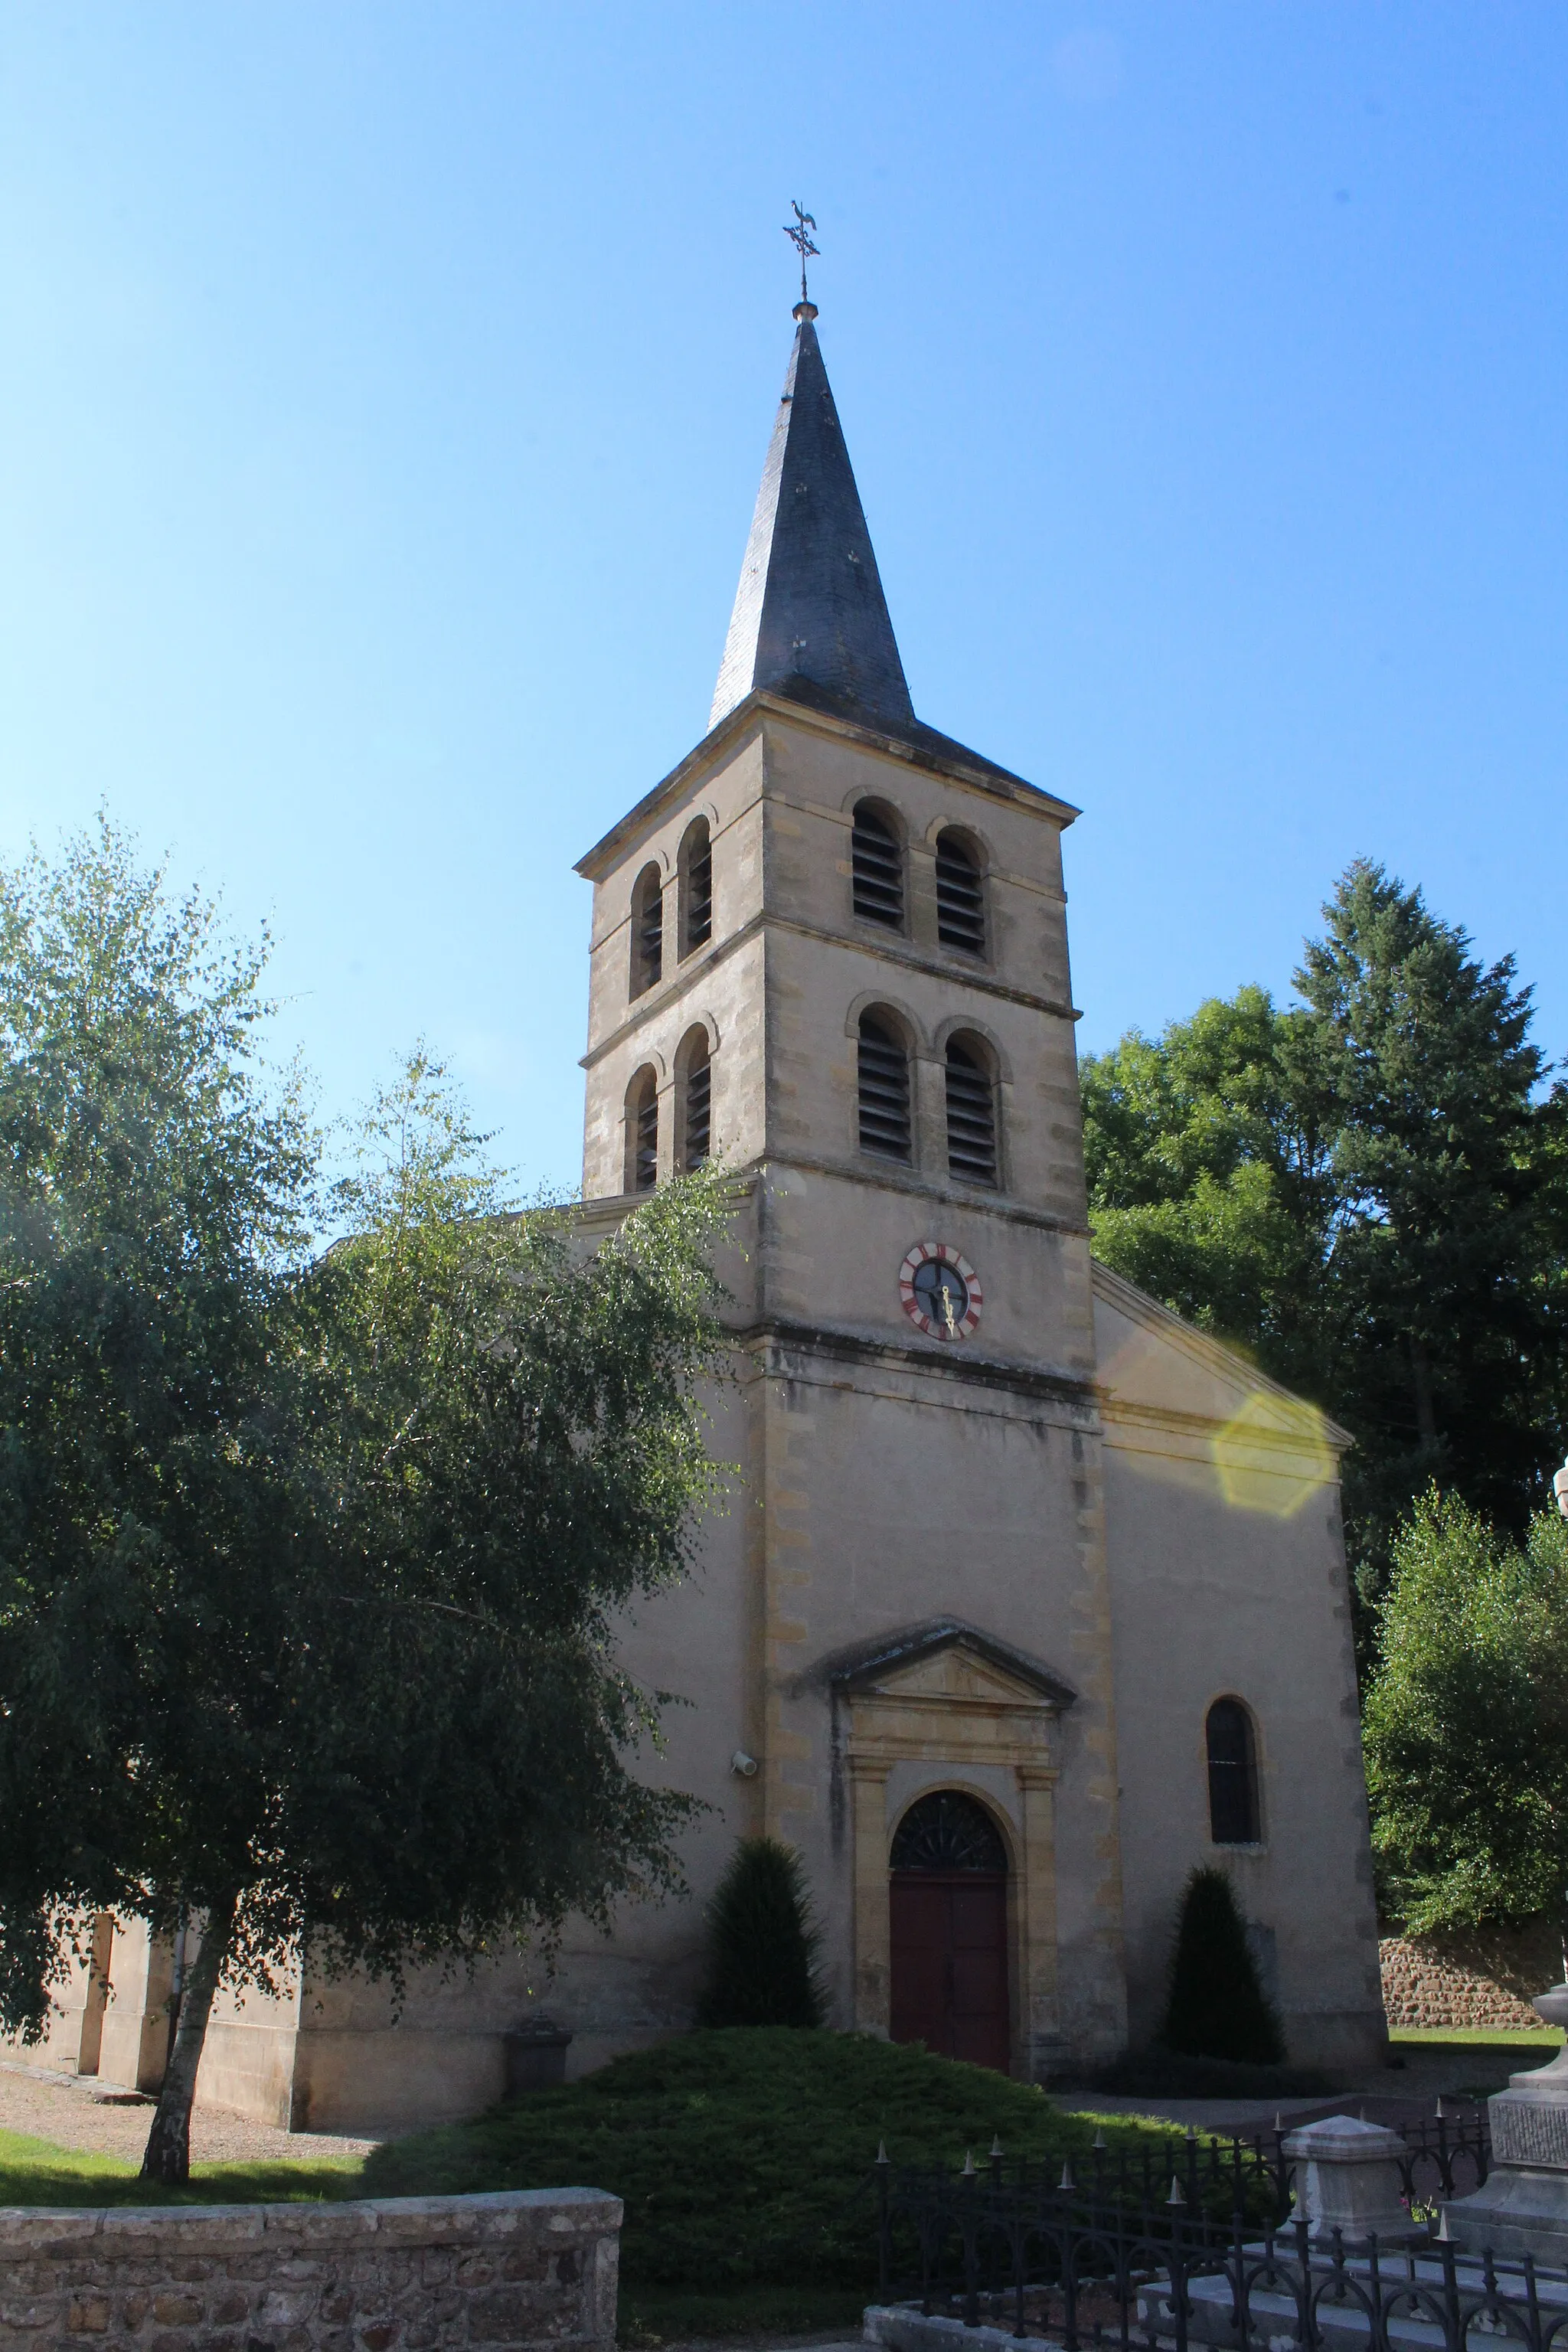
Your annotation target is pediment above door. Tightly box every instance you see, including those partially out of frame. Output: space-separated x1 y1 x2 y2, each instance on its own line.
803 1615 1073 1772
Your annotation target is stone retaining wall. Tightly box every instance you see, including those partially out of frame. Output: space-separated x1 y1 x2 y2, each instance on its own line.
0 2188 620 2352
1380 1922 1562 2029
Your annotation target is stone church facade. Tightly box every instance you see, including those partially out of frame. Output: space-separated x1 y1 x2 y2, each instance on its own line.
11 302 1387 2130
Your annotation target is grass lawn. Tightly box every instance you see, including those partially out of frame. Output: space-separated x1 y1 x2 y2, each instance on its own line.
1390 2027 1563 2049
0 2125 361 2209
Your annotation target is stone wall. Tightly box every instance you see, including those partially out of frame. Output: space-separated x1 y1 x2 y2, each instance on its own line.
0 2189 620 2352
1380 1922 1562 2028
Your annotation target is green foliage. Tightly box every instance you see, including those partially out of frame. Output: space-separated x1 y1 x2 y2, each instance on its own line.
696 1838 824 2028
1080 985 1330 1397
360 2028 1184 2291
1081 862 1568 1618
1363 1491 1568 1932
1161 1867 1285 2066
0 819 731 2174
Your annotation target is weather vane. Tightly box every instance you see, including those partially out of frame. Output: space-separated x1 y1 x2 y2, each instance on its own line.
783 201 819 308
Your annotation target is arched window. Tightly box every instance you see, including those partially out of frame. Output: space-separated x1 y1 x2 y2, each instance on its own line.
678 1028 712 1170
851 802 903 928
945 1034 998 1187
858 1011 911 1161
626 1067 658 1194
630 864 663 997
1207 1699 1260 1845
679 818 712 956
936 830 986 954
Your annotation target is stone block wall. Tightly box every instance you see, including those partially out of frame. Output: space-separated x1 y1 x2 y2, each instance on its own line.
0 2189 620 2352
1380 1921 1563 2028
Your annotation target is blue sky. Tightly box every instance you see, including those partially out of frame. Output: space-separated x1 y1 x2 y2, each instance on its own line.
3 5 1564 1191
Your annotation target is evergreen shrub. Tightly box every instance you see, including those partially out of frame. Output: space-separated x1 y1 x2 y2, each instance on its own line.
696 1836 824 2028
1161 1864 1285 2065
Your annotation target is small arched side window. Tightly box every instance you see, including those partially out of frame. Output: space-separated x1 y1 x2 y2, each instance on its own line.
1206 1698 1260 1845
630 864 663 998
936 830 986 954
852 803 904 929
945 1034 998 1187
680 819 713 957
858 1011 911 1161
626 1067 658 1194
679 1028 712 1170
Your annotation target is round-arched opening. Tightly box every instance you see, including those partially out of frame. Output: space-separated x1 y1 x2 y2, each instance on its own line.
935 828 986 954
858 1008 912 1161
679 818 713 956
630 864 663 997
889 1790 1011 2073
625 1066 658 1194
678 1026 712 1171
851 801 905 929
1206 1697 1260 1845
945 1032 998 1187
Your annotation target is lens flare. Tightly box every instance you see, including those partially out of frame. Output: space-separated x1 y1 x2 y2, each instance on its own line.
1214 1392 1335 1517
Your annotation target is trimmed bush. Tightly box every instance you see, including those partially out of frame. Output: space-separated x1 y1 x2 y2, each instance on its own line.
359 2027 1184 2290
696 1835 825 2028
1161 1864 1285 2065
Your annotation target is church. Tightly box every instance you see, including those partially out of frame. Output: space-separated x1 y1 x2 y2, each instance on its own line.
12 295 1388 2130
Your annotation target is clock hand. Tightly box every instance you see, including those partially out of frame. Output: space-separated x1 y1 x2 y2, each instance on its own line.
940 1280 958 1338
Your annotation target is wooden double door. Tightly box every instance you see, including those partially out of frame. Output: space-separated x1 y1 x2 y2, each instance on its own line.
889 1869 1011 2073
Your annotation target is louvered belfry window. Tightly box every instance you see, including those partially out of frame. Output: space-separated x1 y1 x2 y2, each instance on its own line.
683 1036 711 1169
851 804 903 927
936 831 986 954
682 819 713 955
858 1011 911 1160
631 866 663 996
629 1072 658 1193
945 1037 998 1186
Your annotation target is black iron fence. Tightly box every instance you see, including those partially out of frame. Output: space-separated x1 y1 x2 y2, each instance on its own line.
872 2111 1502 2350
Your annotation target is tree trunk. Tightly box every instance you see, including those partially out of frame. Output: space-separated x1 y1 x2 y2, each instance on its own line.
139 1891 240 2185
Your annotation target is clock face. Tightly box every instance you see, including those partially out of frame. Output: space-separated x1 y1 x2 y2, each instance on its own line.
899 1242 982 1341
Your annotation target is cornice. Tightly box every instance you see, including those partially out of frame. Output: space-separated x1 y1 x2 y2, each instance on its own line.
1089 1258 1354 1451
580 908 1080 1071
574 690 1076 883
759 1153 1089 1237
734 1313 1101 1417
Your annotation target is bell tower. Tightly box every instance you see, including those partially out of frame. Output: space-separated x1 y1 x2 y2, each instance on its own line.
573 298 1129 2077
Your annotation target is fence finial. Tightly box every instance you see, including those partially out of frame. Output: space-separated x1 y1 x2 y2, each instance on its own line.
962 2149 976 2177
1060 2160 1076 2192
990 2135 1004 2158
875 2140 889 2166
1168 2174 1186 2207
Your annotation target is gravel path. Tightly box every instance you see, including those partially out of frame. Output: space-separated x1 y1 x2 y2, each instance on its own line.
0 2060 378 2167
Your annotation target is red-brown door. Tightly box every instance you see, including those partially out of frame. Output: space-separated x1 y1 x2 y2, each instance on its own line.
890 1870 1010 2073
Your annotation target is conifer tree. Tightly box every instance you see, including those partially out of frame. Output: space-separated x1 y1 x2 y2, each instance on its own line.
696 1837 824 2028
1161 1866 1284 2065
1081 861 1568 1619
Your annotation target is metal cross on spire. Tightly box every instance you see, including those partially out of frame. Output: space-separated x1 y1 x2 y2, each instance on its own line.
782 201 819 308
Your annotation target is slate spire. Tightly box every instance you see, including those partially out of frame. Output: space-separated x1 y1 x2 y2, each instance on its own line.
710 303 915 733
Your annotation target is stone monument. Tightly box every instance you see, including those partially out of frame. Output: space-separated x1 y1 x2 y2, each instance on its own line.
1442 1986 1568 2258
1282 2115 1423 2247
